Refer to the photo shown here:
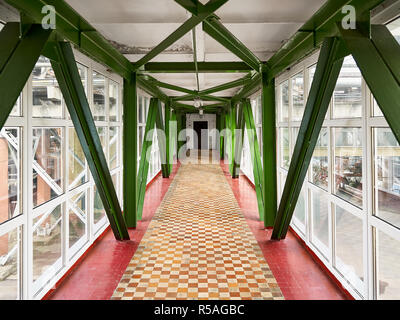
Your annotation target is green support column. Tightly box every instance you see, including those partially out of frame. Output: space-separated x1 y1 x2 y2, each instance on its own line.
123 73 137 228
272 37 345 240
229 103 237 176
243 99 264 222
137 98 159 220
170 110 177 171
232 103 245 179
220 111 225 160
51 41 129 240
339 25 400 144
261 67 277 228
155 100 169 178
165 100 171 177
0 23 52 130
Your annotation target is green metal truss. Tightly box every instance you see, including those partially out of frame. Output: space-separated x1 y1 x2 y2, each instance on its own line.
339 25 400 145
165 100 172 178
272 37 345 240
123 73 138 228
0 23 52 130
203 16 261 71
132 0 228 69
51 41 130 240
243 99 264 222
139 61 253 73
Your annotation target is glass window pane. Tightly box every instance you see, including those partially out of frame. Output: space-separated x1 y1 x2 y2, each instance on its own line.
96 127 107 157
311 189 329 257
69 190 87 256
0 128 21 224
334 128 363 208
33 128 64 208
10 96 21 117
92 72 106 121
388 18 400 43
280 128 289 170
335 205 364 291
373 99 384 117
32 57 63 118
291 127 299 157
333 56 362 119
93 185 106 230
280 81 289 122
109 127 119 170
0 227 20 300
373 128 400 228
292 72 304 121
77 63 88 93
109 81 119 122
68 128 87 190
308 64 316 93
311 128 328 190
32 203 63 286
376 230 400 299
293 185 306 233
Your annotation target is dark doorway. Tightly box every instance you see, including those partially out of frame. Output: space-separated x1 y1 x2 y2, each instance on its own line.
193 121 208 150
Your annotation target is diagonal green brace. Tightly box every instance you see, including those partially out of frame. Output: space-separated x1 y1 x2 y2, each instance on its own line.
155 100 169 178
133 0 228 69
232 103 245 178
339 25 400 145
0 23 52 130
243 99 264 222
51 41 129 240
137 98 159 220
272 37 344 240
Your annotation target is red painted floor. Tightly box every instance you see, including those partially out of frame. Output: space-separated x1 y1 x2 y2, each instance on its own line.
47 164 180 300
220 161 348 300
49 161 348 300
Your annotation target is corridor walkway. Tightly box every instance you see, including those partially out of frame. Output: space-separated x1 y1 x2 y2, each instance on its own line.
111 164 284 300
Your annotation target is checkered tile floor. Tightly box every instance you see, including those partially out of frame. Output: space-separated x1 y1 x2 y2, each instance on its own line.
112 164 284 300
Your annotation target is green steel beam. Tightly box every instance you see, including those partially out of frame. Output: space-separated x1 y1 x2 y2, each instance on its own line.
229 104 236 176
142 75 197 95
243 99 264 222
192 27 201 92
6 0 134 79
172 94 229 103
170 110 177 173
155 100 169 178
220 111 225 160
232 103 244 178
338 25 400 144
272 37 344 240
51 41 129 240
203 16 261 70
371 25 400 85
139 62 253 73
261 69 277 228
137 77 168 103
231 73 262 106
0 23 52 130
267 0 384 79
199 75 252 95
137 98 159 220
165 100 171 178
123 73 138 228
132 0 228 69
174 0 198 15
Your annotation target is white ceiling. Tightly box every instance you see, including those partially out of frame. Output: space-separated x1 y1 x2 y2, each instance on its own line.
65 0 328 98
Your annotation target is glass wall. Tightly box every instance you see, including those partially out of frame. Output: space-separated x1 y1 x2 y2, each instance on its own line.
0 49 123 299
273 16 400 300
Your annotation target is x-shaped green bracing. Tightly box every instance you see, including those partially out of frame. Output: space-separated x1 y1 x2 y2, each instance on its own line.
4 0 397 240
